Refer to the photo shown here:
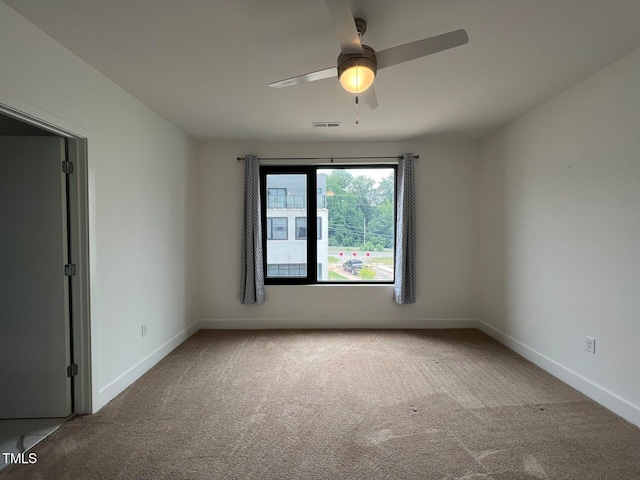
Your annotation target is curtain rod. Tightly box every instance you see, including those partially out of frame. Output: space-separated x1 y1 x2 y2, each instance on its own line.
236 155 418 162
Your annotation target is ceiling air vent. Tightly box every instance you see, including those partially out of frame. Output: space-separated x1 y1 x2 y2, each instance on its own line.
312 122 341 128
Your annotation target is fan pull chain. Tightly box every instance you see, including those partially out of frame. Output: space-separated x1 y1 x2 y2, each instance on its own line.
355 61 360 125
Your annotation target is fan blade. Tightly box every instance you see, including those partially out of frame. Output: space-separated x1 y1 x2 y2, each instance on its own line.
268 67 337 88
376 29 469 70
359 86 378 111
325 0 363 54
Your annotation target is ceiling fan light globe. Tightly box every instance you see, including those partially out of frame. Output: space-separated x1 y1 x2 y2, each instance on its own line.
339 65 375 93
337 45 378 94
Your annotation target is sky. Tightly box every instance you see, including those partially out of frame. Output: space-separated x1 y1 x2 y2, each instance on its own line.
318 167 394 186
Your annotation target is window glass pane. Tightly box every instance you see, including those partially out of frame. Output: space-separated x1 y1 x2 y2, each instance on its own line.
266 174 307 278
265 263 308 278
317 168 395 282
267 188 287 209
270 217 287 240
296 217 307 240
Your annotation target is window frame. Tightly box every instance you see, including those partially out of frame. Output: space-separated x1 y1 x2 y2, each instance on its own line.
260 164 397 285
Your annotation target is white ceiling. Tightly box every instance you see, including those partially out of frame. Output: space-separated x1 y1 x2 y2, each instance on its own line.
5 0 640 141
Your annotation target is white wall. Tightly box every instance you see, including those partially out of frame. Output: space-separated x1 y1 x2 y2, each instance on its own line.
197 139 479 328
0 2 199 411
478 49 640 425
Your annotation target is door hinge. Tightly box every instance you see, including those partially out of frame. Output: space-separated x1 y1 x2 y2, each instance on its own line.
67 364 79 377
64 264 77 276
62 160 74 174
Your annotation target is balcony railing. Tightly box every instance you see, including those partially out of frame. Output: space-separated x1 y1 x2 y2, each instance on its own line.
268 194 326 209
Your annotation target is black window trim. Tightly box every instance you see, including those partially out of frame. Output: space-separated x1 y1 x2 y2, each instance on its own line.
260 164 397 285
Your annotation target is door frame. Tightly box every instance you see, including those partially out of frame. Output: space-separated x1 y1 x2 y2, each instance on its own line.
0 104 92 415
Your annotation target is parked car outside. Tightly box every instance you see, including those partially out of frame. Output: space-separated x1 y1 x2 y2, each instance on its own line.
342 259 363 275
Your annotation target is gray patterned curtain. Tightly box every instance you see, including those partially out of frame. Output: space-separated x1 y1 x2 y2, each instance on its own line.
394 153 417 304
238 155 265 304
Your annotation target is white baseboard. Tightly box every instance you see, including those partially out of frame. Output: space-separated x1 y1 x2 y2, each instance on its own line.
478 321 640 427
198 318 479 330
94 321 200 412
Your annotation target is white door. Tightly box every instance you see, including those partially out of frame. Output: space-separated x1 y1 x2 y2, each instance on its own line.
0 136 72 419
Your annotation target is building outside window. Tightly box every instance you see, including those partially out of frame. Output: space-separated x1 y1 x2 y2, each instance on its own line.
264 172 329 281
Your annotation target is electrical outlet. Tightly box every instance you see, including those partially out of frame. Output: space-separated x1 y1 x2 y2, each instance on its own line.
585 336 595 354
141 324 148 337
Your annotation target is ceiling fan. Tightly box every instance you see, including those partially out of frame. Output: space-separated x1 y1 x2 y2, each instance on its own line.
268 0 469 112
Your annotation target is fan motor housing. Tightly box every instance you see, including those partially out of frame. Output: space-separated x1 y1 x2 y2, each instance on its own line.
337 45 378 79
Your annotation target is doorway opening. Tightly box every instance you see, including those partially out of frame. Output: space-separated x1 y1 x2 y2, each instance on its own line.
0 107 91 469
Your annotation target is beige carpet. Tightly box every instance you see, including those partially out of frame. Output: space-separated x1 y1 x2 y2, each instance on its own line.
2 329 639 479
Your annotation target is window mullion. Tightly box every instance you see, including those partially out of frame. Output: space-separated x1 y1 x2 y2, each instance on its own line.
260 169 268 278
307 167 317 283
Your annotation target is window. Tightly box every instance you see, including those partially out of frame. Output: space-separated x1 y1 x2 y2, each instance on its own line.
268 263 321 278
261 165 396 284
295 217 307 240
267 263 307 277
267 217 287 240
295 217 323 240
267 188 286 209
